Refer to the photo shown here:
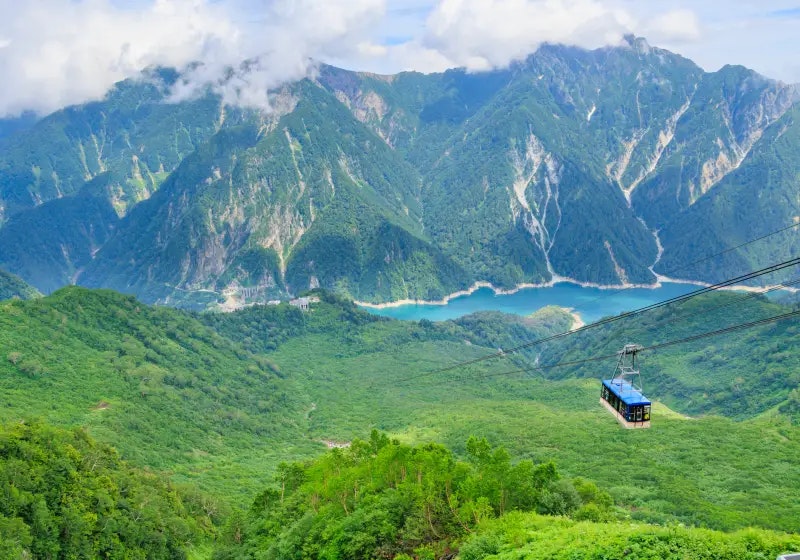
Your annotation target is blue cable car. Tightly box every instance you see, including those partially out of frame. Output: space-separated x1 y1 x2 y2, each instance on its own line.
600 344 651 428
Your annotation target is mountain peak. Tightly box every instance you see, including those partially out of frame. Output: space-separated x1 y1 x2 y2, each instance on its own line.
622 34 653 54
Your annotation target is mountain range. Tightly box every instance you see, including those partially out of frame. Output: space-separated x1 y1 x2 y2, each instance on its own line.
1 36 798 307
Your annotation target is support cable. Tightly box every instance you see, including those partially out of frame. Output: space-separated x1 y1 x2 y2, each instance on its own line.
399 256 800 382
411 308 800 389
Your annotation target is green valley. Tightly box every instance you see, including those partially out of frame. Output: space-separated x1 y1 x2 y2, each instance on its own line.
0 288 315 501
1 287 800 558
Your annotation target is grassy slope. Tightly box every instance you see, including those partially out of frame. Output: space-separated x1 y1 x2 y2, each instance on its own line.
0 287 317 501
245 295 800 532
399 387 799 531
460 511 800 560
0 289 570 504
268 334 800 532
2 288 800 535
537 290 800 419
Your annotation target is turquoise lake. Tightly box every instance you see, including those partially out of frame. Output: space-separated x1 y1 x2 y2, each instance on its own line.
361 282 703 323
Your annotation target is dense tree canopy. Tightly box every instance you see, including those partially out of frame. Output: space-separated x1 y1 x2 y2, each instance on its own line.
0 420 213 559
213 432 613 559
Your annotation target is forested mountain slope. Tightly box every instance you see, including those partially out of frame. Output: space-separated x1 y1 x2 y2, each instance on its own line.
0 38 797 305
0 421 213 558
0 268 39 300
321 38 800 289
0 287 313 499
533 290 800 420
79 81 467 305
1 287 800 538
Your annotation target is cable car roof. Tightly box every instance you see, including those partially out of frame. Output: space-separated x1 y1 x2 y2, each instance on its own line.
602 379 651 406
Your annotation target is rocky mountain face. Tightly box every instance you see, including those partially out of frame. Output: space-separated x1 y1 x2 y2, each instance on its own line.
0 38 797 307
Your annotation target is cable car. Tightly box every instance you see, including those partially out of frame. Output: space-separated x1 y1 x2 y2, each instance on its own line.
600 344 651 429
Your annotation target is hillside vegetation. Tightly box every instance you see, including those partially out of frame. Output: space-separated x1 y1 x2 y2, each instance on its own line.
536 290 800 420
0 268 40 300
0 420 213 559
214 434 800 560
459 512 800 560
205 291 800 532
0 287 314 500
214 434 614 559
1 287 800 552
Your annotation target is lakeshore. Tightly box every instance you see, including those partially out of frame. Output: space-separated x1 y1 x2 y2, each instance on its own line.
356 278 795 324
354 276 679 310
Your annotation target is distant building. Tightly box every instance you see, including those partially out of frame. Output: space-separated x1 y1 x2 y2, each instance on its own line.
221 280 241 296
267 300 281 306
289 297 310 311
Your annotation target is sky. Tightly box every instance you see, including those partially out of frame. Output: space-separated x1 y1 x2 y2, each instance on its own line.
0 0 798 117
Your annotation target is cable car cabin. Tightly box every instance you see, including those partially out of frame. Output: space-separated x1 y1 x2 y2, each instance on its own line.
600 379 651 429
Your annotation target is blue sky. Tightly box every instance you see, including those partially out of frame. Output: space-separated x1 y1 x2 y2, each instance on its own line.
0 0 798 116
354 0 800 81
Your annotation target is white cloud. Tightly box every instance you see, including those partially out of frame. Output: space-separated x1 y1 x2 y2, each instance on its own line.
0 0 384 117
353 0 705 74
169 0 384 109
350 0 800 83
0 0 230 116
606 0 800 81
642 9 702 44
412 0 634 71
1 0 797 117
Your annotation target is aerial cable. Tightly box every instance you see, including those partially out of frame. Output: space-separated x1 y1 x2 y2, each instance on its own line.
608 276 800 349
400 256 800 382
409 307 800 389
668 221 800 274
578 221 800 310
419 220 800 378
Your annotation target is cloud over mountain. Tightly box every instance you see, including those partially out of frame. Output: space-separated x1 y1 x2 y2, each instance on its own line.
0 0 796 117
0 0 382 116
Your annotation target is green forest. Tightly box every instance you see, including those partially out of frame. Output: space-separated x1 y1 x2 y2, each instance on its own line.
0 421 213 559
1 287 799 557
0 270 39 301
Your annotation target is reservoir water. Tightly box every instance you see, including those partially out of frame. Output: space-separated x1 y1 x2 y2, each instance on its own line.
361 282 703 323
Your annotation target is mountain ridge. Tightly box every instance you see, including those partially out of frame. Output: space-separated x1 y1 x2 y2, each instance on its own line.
0 38 798 307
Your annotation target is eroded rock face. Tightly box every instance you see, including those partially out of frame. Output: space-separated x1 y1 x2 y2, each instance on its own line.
509 132 562 277
2 41 798 305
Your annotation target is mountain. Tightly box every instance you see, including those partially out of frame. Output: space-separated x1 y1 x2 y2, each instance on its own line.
0 111 37 140
323 38 799 288
0 38 798 305
78 81 468 306
0 268 40 300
